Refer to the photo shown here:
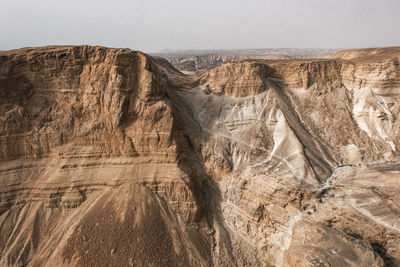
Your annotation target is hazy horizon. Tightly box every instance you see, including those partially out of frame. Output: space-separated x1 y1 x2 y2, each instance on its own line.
1 0 399 53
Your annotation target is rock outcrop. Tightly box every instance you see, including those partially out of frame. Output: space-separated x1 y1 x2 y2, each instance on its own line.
1 46 400 266
152 48 338 74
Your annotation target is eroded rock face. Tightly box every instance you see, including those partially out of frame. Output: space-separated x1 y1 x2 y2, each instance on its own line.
0 46 400 266
152 48 338 74
0 46 213 266
198 61 272 97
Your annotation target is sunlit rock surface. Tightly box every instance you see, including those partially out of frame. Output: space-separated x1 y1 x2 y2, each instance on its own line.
1 46 400 266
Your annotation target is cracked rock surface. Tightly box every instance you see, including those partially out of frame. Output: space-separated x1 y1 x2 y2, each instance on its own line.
0 46 400 266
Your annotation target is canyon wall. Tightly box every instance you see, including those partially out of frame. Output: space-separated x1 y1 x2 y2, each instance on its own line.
1 46 400 266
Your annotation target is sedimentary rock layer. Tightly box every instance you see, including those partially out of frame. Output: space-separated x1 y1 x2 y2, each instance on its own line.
0 46 399 266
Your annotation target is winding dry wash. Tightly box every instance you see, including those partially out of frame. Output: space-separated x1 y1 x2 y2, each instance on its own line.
1 46 400 266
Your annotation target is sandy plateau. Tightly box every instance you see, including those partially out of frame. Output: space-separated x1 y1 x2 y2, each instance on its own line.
0 46 400 266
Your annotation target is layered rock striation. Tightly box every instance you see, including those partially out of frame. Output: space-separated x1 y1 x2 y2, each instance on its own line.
1 46 400 266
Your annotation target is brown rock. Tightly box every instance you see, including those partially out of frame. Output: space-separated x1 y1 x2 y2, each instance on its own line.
1 45 400 266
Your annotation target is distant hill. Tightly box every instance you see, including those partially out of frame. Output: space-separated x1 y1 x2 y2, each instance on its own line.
152 48 340 73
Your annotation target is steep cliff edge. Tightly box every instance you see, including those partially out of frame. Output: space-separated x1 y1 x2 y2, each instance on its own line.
0 46 217 266
1 46 400 266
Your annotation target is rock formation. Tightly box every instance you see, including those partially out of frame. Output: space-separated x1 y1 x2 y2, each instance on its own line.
0 45 399 266
152 48 338 74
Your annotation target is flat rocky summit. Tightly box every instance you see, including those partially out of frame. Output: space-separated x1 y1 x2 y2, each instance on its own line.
0 45 400 266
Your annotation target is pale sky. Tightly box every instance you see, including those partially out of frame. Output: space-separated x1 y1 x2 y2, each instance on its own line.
1 0 399 52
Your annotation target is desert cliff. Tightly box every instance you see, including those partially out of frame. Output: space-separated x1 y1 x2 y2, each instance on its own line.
0 45 400 266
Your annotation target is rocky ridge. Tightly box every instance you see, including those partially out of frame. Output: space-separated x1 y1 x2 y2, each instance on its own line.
153 48 338 74
0 45 400 266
